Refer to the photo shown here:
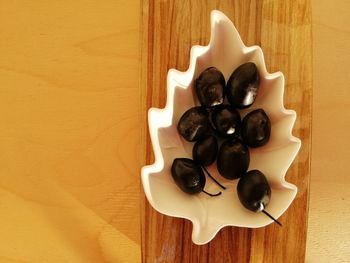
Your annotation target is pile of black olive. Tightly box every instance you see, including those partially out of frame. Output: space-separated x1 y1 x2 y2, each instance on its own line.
171 63 281 225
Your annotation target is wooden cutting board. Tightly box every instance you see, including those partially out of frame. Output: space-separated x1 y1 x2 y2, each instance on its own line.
140 1 312 262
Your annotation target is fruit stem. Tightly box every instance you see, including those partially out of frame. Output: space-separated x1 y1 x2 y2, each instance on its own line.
202 190 222 197
262 210 282 227
202 166 226 190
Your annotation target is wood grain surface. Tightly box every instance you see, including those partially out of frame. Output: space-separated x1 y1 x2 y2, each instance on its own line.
141 1 312 262
0 1 141 262
306 1 350 262
1 0 349 262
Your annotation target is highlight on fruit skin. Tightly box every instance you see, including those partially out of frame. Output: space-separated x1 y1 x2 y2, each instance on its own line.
195 67 225 108
171 158 222 197
226 62 260 109
177 106 210 142
211 104 241 138
237 170 282 226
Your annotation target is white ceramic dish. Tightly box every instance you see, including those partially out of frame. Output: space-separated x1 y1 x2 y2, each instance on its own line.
141 10 301 245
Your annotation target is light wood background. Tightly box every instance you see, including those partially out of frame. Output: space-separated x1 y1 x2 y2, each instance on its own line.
306 1 350 262
0 0 348 262
0 1 141 262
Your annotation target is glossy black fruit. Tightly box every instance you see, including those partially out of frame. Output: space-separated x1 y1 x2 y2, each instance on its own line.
226 62 260 108
237 170 282 226
177 106 210 142
217 139 250 180
241 109 271 147
211 104 241 138
192 135 226 190
237 170 271 212
192 135 218 166
171 158 221 196
195 67 225 107
171 158 205 194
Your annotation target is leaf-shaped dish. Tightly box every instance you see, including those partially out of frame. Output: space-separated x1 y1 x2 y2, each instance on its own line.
141 10 301 245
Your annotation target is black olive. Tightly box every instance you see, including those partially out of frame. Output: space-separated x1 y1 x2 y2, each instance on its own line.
211 104 241 138
192 135 226 190
237 170 281 226
195 67 225 107
217 139 250 180
241 109 271 147
192 135 218 166
171 158 221 197
226 62 260 108
237 170 270 212
177 106 210 142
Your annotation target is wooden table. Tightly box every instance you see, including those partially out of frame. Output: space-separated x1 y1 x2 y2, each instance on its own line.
141 1 312 262
0 0 349 262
